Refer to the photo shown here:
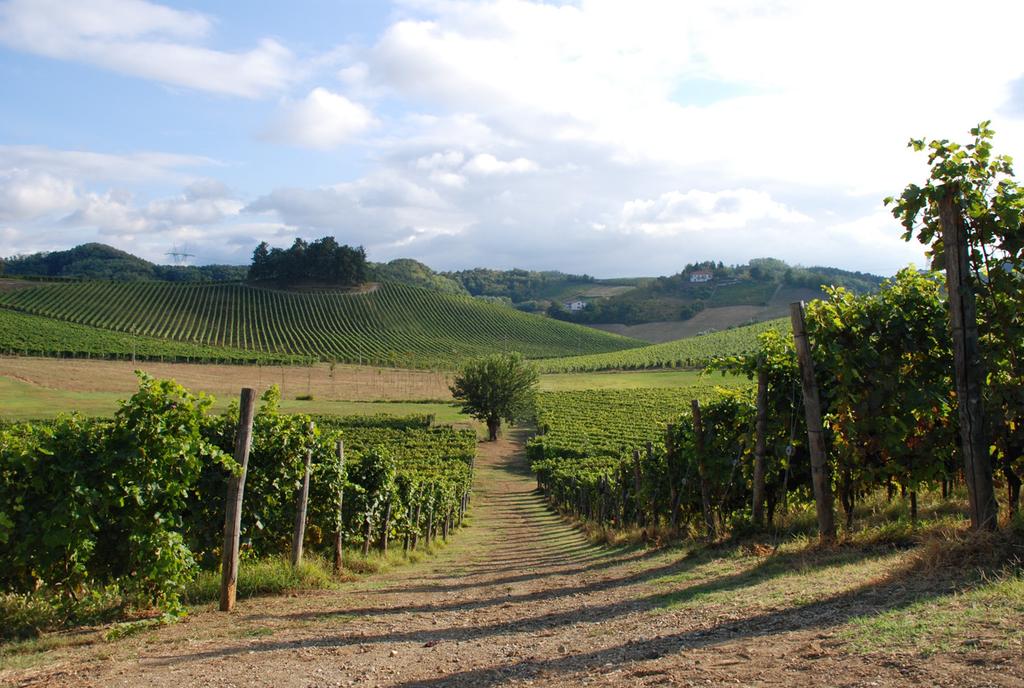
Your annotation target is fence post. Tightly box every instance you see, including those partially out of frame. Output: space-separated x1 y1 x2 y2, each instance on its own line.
333 439 345 573
220 388 257 612
666 424 680 530
691 399 717 538
291 422 315 567
411 499 422 550
790 302 836 543
752 362 768 527
379 497 393 553
939 187 998 531
632 449 643 528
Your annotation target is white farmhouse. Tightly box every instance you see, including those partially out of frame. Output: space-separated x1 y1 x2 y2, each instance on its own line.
689 270 714 283
565 299 588 312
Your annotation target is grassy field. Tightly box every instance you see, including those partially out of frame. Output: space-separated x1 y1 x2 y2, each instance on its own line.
0 356 743 421
539 369 751 392
0 375 473 424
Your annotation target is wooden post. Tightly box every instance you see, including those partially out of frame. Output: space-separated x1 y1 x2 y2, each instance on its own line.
790 302 836 543
411 500 422 550
426 504 435 544
333 439 345 573
379 497 392 553
752 362 768 527
666 425 681 530
645 441 657 529
691 399 716 538
939 187 998 531
291 422 315 567
220 388 257 612
632 449 644 528
362 516 372 556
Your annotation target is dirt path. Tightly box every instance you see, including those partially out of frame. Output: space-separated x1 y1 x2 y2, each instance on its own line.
5 431 1021 687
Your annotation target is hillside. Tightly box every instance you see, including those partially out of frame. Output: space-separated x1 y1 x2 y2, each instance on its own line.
551 259 884 327
536 317 789 373
0 307 307 364
0 280 640 367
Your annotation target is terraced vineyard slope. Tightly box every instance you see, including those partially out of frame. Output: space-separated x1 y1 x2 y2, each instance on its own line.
0 280 640 367
537 317 789 372
0 308 310 364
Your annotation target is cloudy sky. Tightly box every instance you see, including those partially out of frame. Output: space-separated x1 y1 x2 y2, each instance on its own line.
2 0 1023 277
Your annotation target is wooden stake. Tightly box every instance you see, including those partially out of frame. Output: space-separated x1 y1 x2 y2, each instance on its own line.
379 497 392 553
939 187 998 531
790 302 836 543
691 399 717 538
291 422 314 567
333 439 345 573
752 362 768 527
220 387 257 612
666 424 682 531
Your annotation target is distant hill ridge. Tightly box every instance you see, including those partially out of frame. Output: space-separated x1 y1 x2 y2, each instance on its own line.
1 244 887 339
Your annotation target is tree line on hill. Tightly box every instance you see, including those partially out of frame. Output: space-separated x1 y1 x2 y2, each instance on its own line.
0 243 247 282
248 237 367 286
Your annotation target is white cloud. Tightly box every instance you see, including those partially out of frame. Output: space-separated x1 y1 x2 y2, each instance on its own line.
0 0 295 97
620 189 810 236
245 172 470 248
0 146 215 184
0 170 79 221
145 193 242 226
363 0 1024 191
64 190 151 235
463 153 538 175
265 88 376 149
414 150 465 171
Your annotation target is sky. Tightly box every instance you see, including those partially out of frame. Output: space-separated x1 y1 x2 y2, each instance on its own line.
1 0 1023 278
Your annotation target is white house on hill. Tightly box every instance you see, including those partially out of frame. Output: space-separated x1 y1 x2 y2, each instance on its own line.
565 299 587 312
689 270 713 283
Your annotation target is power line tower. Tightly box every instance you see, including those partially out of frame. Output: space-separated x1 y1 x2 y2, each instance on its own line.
165 244 196 265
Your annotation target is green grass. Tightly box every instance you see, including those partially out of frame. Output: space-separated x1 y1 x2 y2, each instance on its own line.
0 375 123 419
539 369 753 392
185 555 339 604
844 574 1024 655
649 544 906 611
537 318 789 372
0 280 641 367
0 376 477 428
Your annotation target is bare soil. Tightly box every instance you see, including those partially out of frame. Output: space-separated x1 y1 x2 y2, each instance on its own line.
3 432 1021 687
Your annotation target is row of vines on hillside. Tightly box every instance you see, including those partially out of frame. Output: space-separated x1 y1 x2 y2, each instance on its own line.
0 280 638 367
0 309 312 365
0 377 474 616
535 319 788 373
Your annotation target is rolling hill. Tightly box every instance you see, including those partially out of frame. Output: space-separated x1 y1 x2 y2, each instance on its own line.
536 317 790 373
0 280 641 367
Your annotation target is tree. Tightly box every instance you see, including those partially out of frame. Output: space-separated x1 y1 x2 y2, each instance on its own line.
450 352 539 441
249 242 270 280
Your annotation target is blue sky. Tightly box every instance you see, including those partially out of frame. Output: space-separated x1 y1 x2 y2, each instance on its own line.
1 0 1023 277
